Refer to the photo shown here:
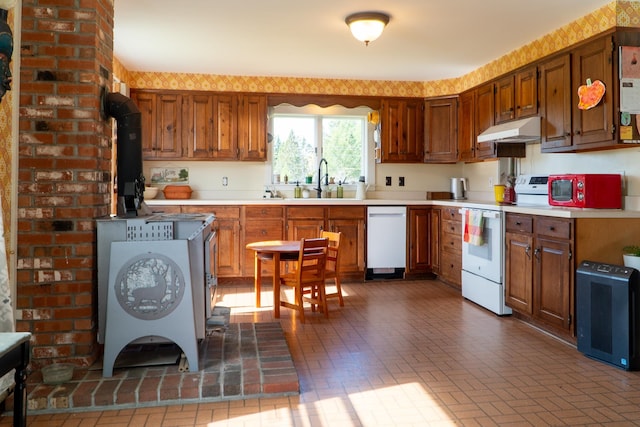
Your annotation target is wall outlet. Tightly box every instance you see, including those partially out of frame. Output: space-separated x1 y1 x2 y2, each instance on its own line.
386 176 392 186
222 176 228 186
399 177 405 187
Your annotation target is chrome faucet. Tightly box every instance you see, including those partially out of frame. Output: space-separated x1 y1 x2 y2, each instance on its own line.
316 158 328 198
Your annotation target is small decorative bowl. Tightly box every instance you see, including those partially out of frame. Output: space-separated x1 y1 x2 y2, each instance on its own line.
143 186 158 199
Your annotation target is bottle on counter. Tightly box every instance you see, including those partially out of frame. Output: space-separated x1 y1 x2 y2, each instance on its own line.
294 181 302 198
337 181 343 198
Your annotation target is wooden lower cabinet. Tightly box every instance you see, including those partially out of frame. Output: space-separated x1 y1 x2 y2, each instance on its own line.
438 206 462 288
286 206 325 240
284 205 365 278
505 213 573 337
430 207 441 275
182 205 242 277
242 206 284 277
407 206 438 277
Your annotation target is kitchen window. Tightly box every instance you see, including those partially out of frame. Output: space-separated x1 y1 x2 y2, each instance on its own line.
269 104 375 186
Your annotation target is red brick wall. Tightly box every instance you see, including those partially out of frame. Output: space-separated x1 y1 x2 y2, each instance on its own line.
17 0 114 367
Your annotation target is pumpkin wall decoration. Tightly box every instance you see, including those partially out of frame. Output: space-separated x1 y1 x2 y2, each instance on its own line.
577 78 606 110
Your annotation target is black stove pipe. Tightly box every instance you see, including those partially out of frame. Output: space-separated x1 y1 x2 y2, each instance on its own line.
103 91 145 217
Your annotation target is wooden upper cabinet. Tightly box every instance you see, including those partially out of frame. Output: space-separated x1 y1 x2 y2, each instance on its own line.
457 90 475 162
495 75 515 123
571 36 615 148
186 94 214 158
155 94 184 158
475 82 495 159
424 96 458 163
131 91 157 158
380 98 424 163
539 54 572 151
238 94 267 161
541 36 616 153
515 66 538 119
495 66 538 124
132 91 183 159
211 94 238 160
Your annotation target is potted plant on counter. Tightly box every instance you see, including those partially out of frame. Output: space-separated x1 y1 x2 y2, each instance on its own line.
623 245 640 270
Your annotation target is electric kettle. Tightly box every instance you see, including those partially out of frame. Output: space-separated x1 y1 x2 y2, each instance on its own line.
450 177 468 200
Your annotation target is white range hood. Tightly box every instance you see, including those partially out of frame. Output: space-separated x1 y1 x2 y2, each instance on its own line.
477 116 541 143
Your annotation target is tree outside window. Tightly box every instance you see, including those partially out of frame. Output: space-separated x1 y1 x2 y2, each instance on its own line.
272 114 365 185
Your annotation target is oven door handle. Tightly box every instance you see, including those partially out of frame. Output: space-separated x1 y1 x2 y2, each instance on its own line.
459 208 500 219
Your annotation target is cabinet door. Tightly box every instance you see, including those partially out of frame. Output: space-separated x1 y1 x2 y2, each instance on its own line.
186 94 214 158
430 207 441 275
534 237 572 331
286 219 324 241
327 218 365 273
475 83 495 159
380 99 423 163
540 54 572 151
515 66 538 119
408 208 430 273
571 36 615 147
131 91 157 159
424 97 458 163
239 94 267 160
212 94 238 159
156 94 183 158
216 218 242 277
457 90 475 162
505 231 533 314
495 75 515 124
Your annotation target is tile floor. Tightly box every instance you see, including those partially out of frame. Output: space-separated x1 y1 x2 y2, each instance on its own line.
3 278 640 426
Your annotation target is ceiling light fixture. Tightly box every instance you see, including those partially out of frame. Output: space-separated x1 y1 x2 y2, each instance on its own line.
345 12 390 46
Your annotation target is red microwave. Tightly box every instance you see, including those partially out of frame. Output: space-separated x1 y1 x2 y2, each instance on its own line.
548 174 622 208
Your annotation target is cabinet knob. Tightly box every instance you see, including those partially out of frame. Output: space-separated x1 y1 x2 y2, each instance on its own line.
549 226 555 231
515 221 521 225
525 245 531 258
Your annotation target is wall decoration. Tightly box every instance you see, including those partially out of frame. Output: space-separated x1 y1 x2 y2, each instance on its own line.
149 167 189 184
0 3 14 103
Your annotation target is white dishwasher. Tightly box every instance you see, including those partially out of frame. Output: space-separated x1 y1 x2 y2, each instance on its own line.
366 206 407 280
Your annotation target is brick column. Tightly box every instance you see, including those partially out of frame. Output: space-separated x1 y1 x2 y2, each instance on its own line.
17 0 114 367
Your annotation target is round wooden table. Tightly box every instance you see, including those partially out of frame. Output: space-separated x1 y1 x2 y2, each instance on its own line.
245 240 300 318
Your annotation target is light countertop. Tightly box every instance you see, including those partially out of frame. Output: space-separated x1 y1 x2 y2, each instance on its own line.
145 198 640 219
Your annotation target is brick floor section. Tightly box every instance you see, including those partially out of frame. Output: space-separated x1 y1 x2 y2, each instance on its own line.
21 322 298 413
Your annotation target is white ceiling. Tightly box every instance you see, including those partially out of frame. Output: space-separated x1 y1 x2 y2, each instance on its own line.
113 0 612 82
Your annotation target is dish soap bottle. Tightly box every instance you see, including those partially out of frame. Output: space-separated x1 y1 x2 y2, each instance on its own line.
294 181 302 198
337 181 343 198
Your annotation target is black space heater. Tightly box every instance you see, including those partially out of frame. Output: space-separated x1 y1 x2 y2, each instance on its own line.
576 260 640 370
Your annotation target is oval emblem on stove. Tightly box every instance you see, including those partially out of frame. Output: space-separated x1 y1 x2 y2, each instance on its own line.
113 253 185 320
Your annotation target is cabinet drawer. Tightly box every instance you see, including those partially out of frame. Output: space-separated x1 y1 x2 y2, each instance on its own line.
442 207 461 221
441 231 461 254
328 206 365 219
287 206 325 219
184 205 240 219
535 217 571 239
149 205 181 214
244 219 283 240
442 219 462 236
245 206 284 219
506 214 533 233
440 252 462 285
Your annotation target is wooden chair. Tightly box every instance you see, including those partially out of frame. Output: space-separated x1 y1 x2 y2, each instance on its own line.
279 237 329 323
321 230 344 306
